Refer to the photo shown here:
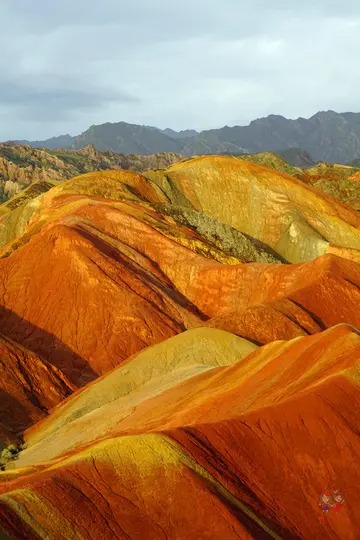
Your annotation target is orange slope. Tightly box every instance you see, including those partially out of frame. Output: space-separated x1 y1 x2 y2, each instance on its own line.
1 325 359 538
1 193 360 434
0 200 208 384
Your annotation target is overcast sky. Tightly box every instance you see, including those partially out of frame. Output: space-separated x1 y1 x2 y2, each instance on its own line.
0 0 359 140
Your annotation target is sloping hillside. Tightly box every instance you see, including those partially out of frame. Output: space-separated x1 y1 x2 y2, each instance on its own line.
0 155 359 538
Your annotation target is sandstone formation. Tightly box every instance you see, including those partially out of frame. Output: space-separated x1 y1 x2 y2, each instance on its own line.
147 155 360 263
0 325 359 539
0 155 359 538
0 143 184 201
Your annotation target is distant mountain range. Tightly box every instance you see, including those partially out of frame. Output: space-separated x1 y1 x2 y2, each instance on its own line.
11 110 360 165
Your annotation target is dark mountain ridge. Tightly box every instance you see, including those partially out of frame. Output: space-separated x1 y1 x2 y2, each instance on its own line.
9 110 360 164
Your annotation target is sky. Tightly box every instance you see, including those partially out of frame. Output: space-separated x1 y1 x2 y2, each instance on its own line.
0 0 360 140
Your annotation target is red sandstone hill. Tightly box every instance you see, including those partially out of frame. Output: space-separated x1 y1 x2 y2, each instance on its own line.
1 189 360 440
0 158 360 538
1 324 359 539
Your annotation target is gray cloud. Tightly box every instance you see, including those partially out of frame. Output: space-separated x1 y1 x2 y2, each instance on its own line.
0 0 360 140
0 74 137 121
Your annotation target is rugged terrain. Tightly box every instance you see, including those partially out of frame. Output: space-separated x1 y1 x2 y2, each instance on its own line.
14 110 360 163
0 156 359 538
2 142 360 214
0 143 183 200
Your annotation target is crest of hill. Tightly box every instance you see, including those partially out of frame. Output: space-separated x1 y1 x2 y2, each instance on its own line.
2 324 360 538
19 327 257 461
2 158 360 266
146 155 360 263
0 168 283 265
237 151 302 175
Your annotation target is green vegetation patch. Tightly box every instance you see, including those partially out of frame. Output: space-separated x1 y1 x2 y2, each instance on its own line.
238 152 301 176
0 442 26 470
50 150 88 168
311 177 360 211
155 203 285 264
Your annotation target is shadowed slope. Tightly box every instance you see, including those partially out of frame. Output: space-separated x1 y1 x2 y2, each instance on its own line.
0 206 207 383
0 313 81 442
0 390 31 447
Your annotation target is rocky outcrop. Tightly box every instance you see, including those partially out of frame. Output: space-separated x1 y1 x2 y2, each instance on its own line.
0 143 184 200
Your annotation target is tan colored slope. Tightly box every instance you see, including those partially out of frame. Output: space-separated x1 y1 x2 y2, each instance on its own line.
15 328 256 465
148 155 360 263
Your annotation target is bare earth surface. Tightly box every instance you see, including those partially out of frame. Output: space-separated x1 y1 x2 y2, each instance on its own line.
0 156 359 539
